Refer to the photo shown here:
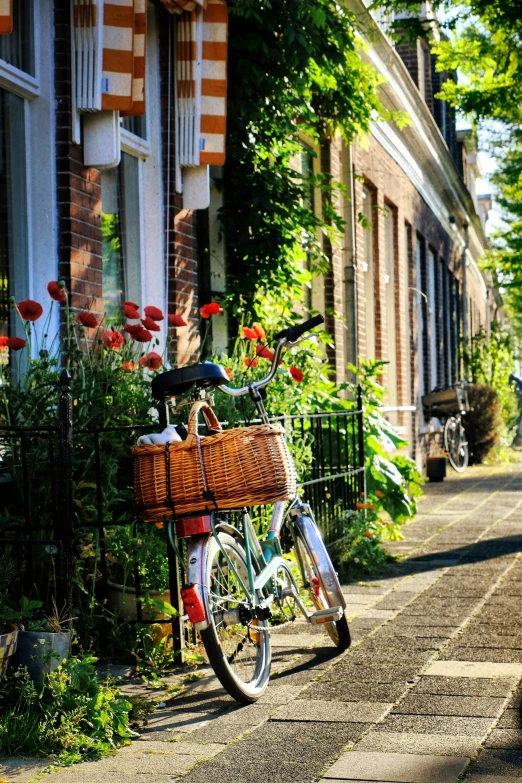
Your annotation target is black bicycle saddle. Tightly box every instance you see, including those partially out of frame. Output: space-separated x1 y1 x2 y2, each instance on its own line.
151 362 230 399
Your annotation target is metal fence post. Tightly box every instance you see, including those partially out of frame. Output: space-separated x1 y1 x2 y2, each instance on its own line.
56 369 74 619
357 384 366 500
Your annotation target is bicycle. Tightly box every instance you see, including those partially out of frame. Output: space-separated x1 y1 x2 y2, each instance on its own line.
148 315 350 703
423 381 469 473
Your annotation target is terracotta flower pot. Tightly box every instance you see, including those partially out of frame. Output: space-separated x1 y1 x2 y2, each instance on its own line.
0 624 18 681
426 456 447 482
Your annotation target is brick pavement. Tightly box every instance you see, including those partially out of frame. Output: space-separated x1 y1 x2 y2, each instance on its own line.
5 462 522 782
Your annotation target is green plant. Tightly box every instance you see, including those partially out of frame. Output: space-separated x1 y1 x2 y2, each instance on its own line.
328 509 396 580
463 383 504 464
349 359 424 526
0 656 137 764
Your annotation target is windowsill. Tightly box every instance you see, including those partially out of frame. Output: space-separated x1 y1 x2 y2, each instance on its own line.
121 127 150 159
0 59 39 99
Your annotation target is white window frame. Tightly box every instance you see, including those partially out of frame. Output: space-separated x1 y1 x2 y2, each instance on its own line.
0 0 57 342
362 186 376 360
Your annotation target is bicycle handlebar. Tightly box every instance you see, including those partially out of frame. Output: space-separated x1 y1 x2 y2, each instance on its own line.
220 314 325 398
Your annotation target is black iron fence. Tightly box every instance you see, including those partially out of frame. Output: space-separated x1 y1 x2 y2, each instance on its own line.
0 374 364 650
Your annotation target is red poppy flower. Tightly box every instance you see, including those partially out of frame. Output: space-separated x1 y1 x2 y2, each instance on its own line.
124 324 142 336
225 368 233 379
47 281 66 303
363 531 374 538
243 357 258 368
289 366 304 382
6 337 26 351
375 490 384 498
242 327 258 341
256 345 274 361
0 336 8 348
102 330 124 350
133 328 152 343
122 362 138 372
124 300 140 310
356 502 375 511
155 521 164 530
143 305 164 322
168 314 187 327
200 302 222 318
253 324 266 340
139 351 163 371
141 317 161 332
77 311 98 328
123 303 140 320
18 300 43 322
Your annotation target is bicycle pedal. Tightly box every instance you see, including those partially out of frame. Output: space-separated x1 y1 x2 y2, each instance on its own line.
309 606 343 624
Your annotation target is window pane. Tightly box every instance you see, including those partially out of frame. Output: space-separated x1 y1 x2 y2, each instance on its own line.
101 153 141 322
121 115 147 140
0 0 34 75
0 88 28 343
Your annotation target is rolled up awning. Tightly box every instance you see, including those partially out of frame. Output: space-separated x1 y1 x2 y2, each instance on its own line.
0 0 13 35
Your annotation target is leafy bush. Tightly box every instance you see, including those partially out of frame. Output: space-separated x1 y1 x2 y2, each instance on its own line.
328 508 396 580
463 384 504 464
0 657 137 765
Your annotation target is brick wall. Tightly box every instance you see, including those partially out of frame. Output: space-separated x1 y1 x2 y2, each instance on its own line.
54 0 103 317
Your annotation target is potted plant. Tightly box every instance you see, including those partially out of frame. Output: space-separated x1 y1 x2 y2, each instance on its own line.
11 597 72 682
426 451 447 482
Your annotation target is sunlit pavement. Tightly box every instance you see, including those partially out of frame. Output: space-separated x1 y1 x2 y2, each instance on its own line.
6 461 522 783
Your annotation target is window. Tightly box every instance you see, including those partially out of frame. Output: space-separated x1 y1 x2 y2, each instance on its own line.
415 236 426 401
121 115 147 141
384 205 398 408
427 249 438 391
0 0 34 75
362 186 376 359
0 88 28 338
101 153 142 322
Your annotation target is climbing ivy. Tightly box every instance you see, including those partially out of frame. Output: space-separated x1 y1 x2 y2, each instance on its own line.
220 0 404 315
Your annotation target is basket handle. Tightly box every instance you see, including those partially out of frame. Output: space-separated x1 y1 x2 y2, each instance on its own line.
186 400 222 445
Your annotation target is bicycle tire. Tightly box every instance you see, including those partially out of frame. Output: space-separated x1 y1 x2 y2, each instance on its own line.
293 514 351 651
200 532 271 704
444 416 469 472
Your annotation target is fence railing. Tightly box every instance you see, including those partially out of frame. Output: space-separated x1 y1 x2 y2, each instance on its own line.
0 373 365 650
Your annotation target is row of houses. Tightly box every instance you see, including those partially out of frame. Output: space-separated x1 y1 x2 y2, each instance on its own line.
0 0 498 464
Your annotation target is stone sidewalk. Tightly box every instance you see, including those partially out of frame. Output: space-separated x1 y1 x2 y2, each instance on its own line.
5 461 522 782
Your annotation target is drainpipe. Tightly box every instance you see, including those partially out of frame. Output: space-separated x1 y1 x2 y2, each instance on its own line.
461 223 469 377
344 144 358 379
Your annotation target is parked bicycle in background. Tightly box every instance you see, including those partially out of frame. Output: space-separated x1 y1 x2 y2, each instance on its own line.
422 380 469 472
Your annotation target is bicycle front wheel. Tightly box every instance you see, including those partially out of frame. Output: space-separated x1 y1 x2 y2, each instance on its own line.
444 416 469 472
200 532 271 703
292 514 351 651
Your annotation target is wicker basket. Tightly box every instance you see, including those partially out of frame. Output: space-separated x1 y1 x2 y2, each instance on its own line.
133 400 297 521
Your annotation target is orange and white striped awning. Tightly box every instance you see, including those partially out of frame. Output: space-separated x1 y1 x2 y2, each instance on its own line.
0 0 13 35
72 0 146 115
175 0 228 169
159 0 207 14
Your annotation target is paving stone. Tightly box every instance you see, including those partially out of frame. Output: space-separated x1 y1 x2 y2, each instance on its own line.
257 684 304 704
439 648 522 663
0 758 49 782
393 614 465 627
270 668 320 686
52 752 201 775
273 699 393 723
174 758 331 783
360 609 397 620
484 729 522 749
38 774 179 783
414 676 515 697
323 664 420 684
463 750 522 778
348 649 436 667
270 633 320 648
360 636 444 652
451 634 522 650
374 715 494 738
323 750 469 782
424 661 522 679
301 681 407 703
377 626 457 639
392 694 505 718
354 730 483 756
247 719 371 745
497 709 522 729
375 593 420 609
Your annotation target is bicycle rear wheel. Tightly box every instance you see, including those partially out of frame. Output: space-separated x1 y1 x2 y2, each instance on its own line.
444 416 469 472
292 514 351 651
200 532 271 703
